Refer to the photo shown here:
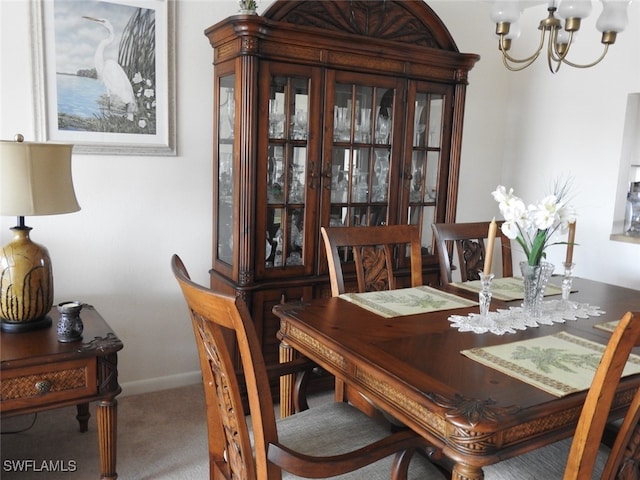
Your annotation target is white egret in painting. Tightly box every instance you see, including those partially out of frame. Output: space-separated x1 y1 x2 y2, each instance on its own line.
83 15 137 115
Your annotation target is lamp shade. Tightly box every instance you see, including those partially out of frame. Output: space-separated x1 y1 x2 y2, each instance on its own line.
0 138 80 216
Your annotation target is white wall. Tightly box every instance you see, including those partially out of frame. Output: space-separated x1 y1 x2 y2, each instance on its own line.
1 0 638 394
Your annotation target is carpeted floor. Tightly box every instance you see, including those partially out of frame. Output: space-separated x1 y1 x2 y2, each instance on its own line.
1 383 333 479
1 383 211 480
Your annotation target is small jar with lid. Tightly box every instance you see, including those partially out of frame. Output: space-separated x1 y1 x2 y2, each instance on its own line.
624 181 640 236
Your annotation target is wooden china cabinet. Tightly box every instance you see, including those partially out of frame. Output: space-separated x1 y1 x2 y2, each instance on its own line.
206 0 479 399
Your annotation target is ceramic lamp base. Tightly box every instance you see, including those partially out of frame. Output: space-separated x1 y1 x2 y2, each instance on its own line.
0 226 54 329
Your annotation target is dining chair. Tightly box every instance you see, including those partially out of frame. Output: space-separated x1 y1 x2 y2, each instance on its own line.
431 220 513 285
320 224 423 297
171 254 446 480
484 311 640 479
320 224 428 422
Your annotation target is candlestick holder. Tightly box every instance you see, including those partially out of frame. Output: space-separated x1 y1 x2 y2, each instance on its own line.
477 272 496 328
561 262 577 310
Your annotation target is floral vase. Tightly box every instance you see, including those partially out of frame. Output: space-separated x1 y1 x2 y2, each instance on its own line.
520 261 554 320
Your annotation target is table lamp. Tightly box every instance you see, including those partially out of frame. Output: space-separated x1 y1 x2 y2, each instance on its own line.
0 134 80 332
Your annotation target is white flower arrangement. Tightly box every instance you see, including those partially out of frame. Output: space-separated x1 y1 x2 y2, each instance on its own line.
492 182 576 266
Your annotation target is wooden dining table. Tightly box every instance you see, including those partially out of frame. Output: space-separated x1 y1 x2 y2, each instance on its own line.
273 277 640 480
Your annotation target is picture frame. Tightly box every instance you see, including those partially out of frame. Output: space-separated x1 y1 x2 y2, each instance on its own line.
31 0 176 155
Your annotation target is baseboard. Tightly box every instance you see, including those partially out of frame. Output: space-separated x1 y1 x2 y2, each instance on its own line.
119 371 203 397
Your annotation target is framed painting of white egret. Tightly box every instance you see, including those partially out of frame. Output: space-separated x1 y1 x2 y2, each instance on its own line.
31 0 176 155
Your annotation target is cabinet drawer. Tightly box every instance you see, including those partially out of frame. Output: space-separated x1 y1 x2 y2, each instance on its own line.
1 358 97 411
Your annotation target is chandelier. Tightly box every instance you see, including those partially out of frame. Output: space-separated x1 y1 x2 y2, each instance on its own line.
491 0 632 72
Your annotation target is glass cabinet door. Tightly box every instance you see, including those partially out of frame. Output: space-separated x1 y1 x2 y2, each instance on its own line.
323 72 403 230
257 63 321 278
216 72 235 267
405 81 453 256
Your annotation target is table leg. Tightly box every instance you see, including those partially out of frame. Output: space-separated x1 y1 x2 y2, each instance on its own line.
76 403 90 432
452 462 484 480
97 399 118 480
279 340 295 418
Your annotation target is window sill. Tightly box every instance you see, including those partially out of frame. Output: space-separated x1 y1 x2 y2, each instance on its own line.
610 233 640 245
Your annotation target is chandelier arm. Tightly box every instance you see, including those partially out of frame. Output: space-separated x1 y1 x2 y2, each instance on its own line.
499 28 547 65
561 44 610 69
547 34 562 73
503 54 539 72
499 29 547 71
549 30 574 63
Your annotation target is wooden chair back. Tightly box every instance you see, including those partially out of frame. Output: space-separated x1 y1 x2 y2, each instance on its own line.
565 311 640 479
431 221 513 284
172 254 280 480
320 225 423 297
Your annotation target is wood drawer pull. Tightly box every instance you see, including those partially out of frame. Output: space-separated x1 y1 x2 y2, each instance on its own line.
35 380 52 394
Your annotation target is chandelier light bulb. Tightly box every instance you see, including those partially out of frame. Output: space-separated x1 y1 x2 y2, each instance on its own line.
490 0 522 23
558 0 593 20
596 0 630 33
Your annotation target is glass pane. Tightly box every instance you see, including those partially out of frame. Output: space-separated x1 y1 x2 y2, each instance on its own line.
329 206 347 227
374 88 393 144
267 208 284 267
269 78 286 139
291 78 309 141
286 208 304 266
267 145 285 203
414 93 428 148
351 206 369 226
288 147 306 204
409 205 435 255
354 85 373 143
220 80 234 140
351 148 370 203
428 95 443 148
410 151 425 203
369 206 387 226
334 84 352 142
373 149 389 202
217 75 235 265
331 147 349 203
425 151 439 202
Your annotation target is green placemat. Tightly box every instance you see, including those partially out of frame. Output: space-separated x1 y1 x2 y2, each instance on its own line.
452 277 564 301
594 320 619 333
339 286 478 318
462 331 640 397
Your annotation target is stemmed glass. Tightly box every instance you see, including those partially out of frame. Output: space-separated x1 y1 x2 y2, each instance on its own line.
376 108 390 144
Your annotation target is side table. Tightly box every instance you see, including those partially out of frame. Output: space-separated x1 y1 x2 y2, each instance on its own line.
1 305 123 480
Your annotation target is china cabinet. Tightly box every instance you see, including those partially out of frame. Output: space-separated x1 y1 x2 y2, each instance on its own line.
206 0 479 398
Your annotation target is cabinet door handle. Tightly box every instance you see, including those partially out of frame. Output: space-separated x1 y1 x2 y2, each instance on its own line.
35 380 52 394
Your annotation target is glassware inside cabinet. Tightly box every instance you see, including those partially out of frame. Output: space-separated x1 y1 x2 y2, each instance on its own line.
331 147 349 203
288 147 306 204
351 148 371 203
409 151 439 203
267 145 285 203
265 206 305 268
373 149 389 202
329 82 394 228
217 144 234 264
219 78 235 140
269 96 285 139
